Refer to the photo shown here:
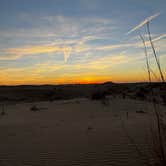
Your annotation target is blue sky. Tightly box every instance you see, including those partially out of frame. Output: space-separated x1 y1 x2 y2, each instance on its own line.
0 0 165 84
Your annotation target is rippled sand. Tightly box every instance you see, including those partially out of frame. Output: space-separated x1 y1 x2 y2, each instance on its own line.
0 97 165 166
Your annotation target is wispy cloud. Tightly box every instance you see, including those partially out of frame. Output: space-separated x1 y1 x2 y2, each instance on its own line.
2 45 72 62
0 15 115 62
126 12 160 35
1 32 165 62
152 34 166 42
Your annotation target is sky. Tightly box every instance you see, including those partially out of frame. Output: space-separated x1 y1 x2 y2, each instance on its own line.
0 0 166 85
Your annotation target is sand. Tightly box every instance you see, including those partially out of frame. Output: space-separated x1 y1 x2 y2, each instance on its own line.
0 97 165 166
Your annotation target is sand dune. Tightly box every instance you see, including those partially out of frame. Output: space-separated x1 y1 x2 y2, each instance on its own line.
0 97 164 165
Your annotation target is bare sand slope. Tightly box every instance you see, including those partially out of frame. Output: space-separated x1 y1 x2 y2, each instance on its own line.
0 98 165 166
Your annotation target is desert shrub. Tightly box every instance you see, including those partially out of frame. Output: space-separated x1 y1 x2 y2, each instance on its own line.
45 91 55 101
122 93 126 99
136 91 145 99
1 111 5 116
136 110 146 114
91 91 110 105
101 97 110 106
91 91 106 100
161 94 166 105
30 105 39 111
135 88 147 100
1 104 6 116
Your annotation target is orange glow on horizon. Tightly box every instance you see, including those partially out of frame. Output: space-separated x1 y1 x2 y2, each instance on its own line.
0 72 153 85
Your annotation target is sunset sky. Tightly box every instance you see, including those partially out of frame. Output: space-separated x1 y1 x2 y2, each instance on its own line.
0 0 165 85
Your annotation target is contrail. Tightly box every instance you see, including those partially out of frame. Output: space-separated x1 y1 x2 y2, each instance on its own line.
126 12 160 35
153 34 166 42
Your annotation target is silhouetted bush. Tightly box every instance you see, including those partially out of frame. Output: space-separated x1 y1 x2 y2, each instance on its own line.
91 90 110 105
1 110 6 116
91 91 106 100
1 104 6 116
135 88 148 100
30 105 39 111
161 94 166 105
122 93 126 99
136 91 145 99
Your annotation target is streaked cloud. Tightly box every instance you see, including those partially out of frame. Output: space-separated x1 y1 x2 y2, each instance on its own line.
1 33 165 62
152 34 166 42
2 45 72 62
127 12 160 35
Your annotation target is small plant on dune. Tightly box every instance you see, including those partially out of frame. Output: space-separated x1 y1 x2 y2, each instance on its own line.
161 94 166 105
91 90 109 105
30 105 39 112
1 104 6 116
140 21 166 166
91 91 106 100
146 22 165 83
135 89 146 100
